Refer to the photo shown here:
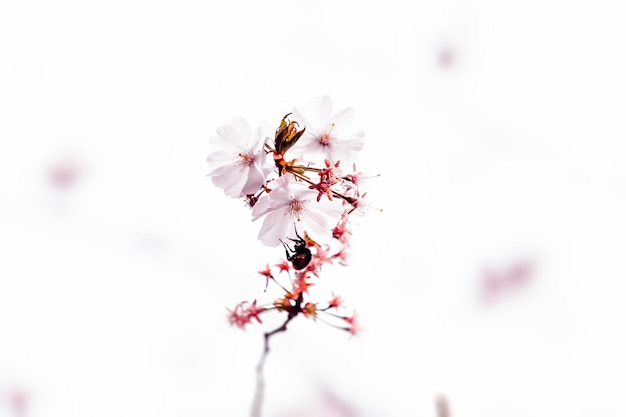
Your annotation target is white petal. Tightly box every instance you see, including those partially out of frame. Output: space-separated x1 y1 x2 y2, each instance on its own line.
208 163 235 178
318 96 334 126
212 166 246 197
328 132 365 165
214 125 243 149
232 117 252 140
241 165 265 195
251 195 272 220
331 107 355 134
258 210 291 247
224 170 249 197
304 218 333 243
206 151 232 170
292 96 333 132
302 200 342 243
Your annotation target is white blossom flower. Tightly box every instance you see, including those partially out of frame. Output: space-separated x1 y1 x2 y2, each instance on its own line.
206 118 271 197
251 174 345 247
289 96 365 166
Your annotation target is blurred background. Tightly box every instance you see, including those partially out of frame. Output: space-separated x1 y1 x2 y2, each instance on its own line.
2 0 626 416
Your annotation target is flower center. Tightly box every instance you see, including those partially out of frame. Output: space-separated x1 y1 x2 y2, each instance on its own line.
289 199 305 221
236 148 255 167
317 123 336 147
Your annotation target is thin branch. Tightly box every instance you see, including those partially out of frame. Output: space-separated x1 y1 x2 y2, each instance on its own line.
250 305 300 417
436 396 451 417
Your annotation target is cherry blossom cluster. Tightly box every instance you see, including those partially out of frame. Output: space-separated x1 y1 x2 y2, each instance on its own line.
206 96 376 336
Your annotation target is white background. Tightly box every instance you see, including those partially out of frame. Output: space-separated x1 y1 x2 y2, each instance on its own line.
2 0 626 416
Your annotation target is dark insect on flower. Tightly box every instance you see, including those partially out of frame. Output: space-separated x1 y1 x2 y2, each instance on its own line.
280 227 312 271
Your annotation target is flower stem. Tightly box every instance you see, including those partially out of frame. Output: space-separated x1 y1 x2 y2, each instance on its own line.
250 294 302 417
